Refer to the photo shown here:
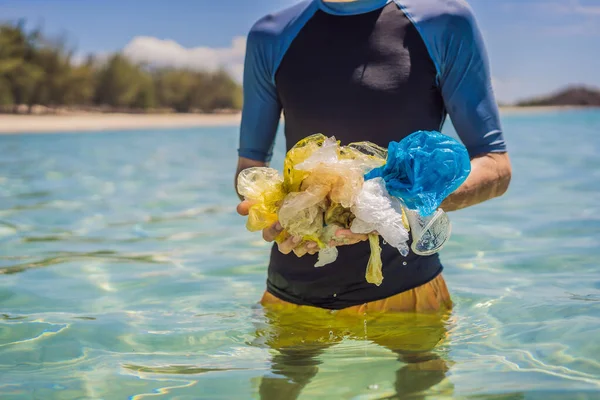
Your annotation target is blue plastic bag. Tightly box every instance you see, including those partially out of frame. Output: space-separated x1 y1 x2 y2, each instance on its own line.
364 130 471 216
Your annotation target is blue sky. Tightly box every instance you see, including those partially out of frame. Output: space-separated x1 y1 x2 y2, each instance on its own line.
1 0 599 103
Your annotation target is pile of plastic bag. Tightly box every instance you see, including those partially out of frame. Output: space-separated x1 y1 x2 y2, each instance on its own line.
237 131 471 286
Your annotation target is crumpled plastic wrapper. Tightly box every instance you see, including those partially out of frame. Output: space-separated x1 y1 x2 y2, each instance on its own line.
294 137 384 208
348 177 411 286
278 184 329 239
276 135 387 263
282 136 386 267
283 134 386 194
365 130 471 217
351 177 410 257
366 234 384 286
313 224 343 267
237 130 468 285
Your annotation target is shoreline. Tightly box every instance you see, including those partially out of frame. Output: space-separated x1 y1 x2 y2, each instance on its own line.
0 113 242 134
0 106 596 134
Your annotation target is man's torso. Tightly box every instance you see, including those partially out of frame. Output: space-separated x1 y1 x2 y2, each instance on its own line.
262 1 446 309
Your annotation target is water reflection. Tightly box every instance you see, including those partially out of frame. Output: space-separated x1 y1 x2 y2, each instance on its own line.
253 304 454 399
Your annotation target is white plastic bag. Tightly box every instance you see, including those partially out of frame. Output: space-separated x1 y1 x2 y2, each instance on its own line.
351 177 410 256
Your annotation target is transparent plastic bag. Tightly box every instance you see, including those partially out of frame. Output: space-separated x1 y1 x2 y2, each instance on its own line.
351 177 410 256
293 136 387 175
405 208 452 256
294 136 340 171
294 136 381 208
343 141 388 165
278 183 329 239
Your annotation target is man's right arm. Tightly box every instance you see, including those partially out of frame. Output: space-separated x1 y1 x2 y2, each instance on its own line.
236 21 282 186
235 23 306 253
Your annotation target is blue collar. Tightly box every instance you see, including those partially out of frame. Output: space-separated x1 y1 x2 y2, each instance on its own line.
318 0 392 16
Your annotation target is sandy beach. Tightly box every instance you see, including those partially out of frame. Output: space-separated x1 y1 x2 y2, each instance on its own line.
0 113 242 134
0 106 593 134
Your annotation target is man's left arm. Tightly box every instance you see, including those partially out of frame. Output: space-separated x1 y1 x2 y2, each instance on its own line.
436 4 512 212
440 152 511 211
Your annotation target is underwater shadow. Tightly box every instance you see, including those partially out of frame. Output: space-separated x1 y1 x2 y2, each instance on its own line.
251 305 455 399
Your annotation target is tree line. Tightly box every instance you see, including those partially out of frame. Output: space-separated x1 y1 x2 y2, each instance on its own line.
0 21 242 114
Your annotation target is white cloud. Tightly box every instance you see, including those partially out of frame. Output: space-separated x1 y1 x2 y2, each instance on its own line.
503 0 600 16
122 36 247 81
557 0 600 16
541 20 600 36
500 0 600 37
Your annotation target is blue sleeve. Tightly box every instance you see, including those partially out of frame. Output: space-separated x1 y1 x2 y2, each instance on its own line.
395 0 507 158
238 24 282 163
238 1 318 163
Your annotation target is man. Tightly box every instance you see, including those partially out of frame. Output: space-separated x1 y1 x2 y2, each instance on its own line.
236 0 511 314
235 1 511 397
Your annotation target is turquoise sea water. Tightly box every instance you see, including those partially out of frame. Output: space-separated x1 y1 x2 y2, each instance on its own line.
1 109 599 399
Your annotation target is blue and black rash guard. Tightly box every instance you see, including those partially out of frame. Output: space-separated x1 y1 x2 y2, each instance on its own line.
238 0 507 309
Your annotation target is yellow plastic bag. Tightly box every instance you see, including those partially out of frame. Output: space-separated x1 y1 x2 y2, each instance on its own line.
283 134 328 193
366 233 384 286
237 167 286 232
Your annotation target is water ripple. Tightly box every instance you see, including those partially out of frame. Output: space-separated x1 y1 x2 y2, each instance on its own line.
0 251 174 275
0 115 599 398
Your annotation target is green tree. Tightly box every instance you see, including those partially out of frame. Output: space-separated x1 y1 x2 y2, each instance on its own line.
62 59 97 106
94 54 155 109
0 20 242 113
132 72 156 109
154 69 197 112
0 21 45 112
0 77 13 106
196 70 242 112
29 38 73 108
